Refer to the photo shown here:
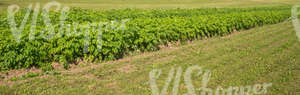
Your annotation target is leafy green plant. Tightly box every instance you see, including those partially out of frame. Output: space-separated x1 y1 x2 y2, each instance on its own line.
0 6 292 70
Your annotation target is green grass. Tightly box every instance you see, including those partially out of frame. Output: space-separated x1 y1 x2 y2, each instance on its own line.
0 0 299 12
0 21 299 95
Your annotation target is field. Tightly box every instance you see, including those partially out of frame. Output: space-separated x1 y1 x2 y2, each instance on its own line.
0 21 299 95
0 0 299 11
0 0 299 95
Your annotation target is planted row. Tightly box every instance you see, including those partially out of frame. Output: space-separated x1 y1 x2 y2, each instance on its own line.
0 7 291 70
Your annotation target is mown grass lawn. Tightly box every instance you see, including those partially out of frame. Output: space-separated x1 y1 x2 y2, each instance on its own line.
0 21 299 95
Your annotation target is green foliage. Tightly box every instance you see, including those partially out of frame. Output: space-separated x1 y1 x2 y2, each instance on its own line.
0 6 292 70
22 72 40 78
9 72 41 81
41 63 54 72
0 75 4 79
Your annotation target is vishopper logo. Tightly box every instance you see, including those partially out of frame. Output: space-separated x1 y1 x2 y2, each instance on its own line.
6 1 129 53
292 5 300 41
149 66 272 95
7 1 70 43
7 1 129 42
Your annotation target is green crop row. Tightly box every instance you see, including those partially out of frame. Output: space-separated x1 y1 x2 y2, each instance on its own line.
0 7 291 71
0 6 291 28
66 6 290 21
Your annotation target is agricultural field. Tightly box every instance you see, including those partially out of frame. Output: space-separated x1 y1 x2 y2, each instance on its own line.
0 0 298 11
0 0 299 95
